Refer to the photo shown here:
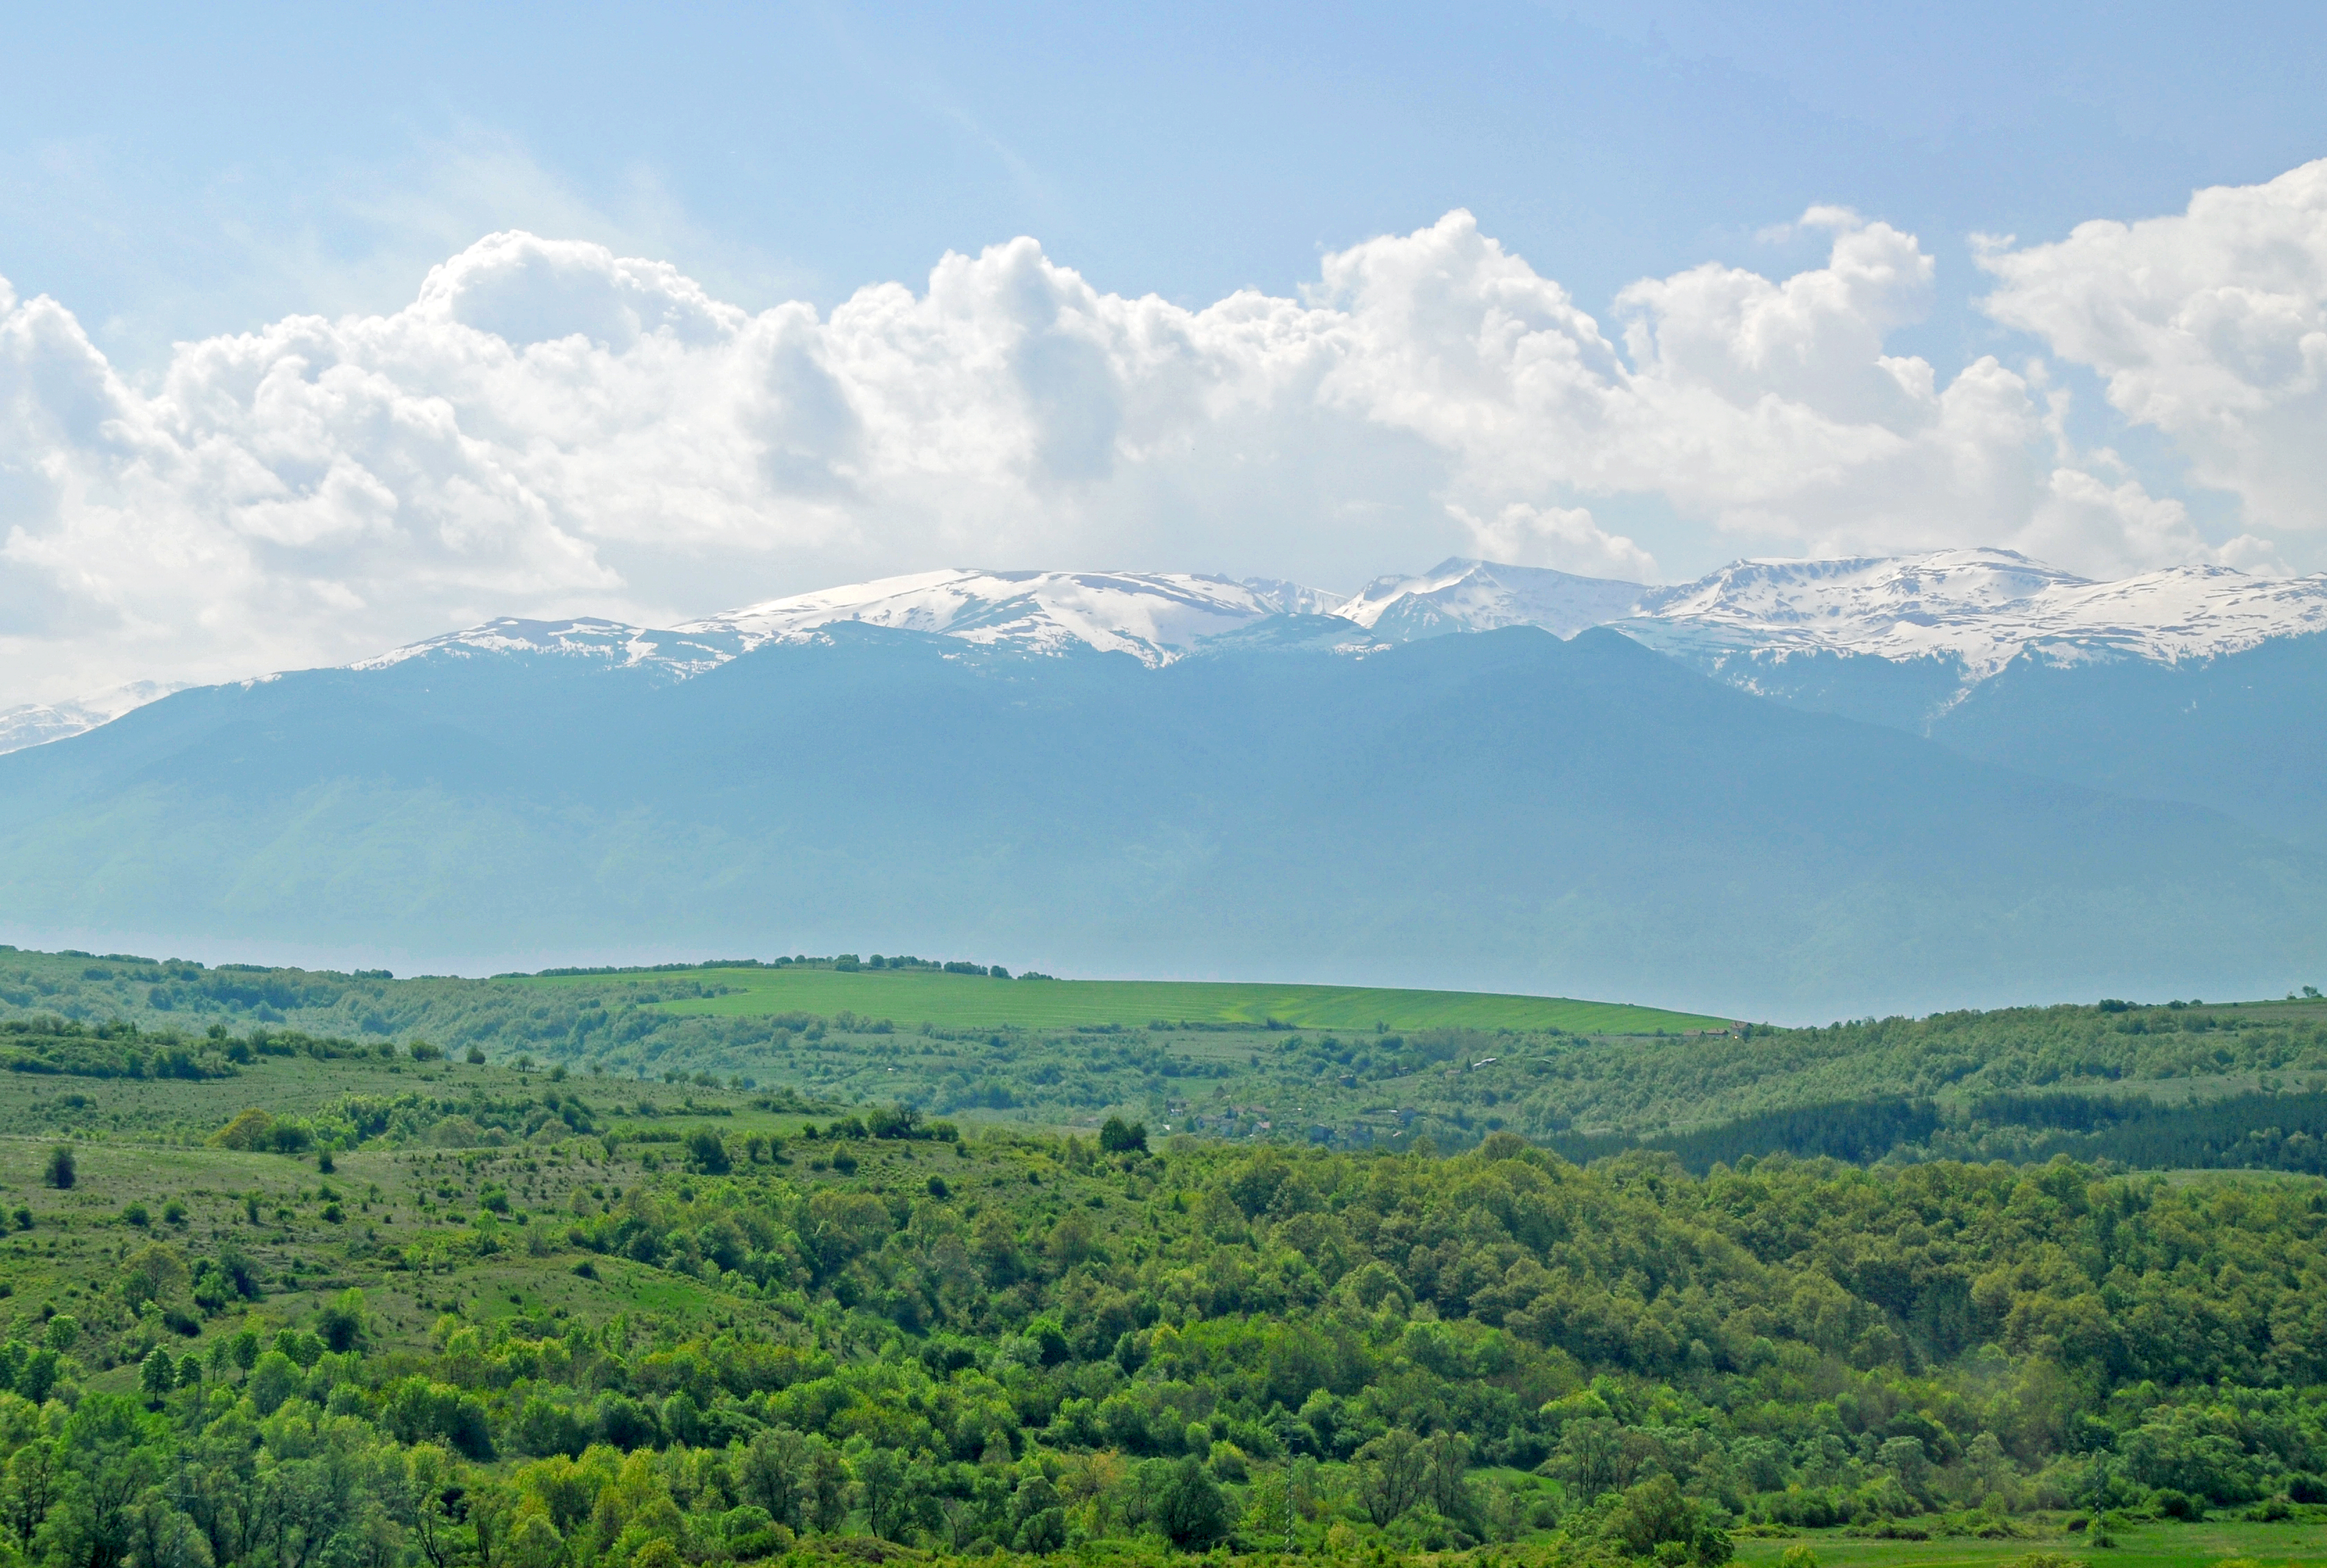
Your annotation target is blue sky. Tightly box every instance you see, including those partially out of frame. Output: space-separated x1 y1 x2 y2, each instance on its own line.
9 2 2320 364
2 2 2325 700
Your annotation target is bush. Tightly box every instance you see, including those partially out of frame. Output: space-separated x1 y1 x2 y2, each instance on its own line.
1155 1455 1229 1549
1099 1116 1148 1154
316 1290 366 1353
685 1131 732 1174
1604 1475 1732 1564
595 1393 660 1451
208 1109 312 1154
866 1104 922 1139
42 1145 73 1189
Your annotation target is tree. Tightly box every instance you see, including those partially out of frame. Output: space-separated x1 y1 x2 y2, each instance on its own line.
852 1447 917 1543
1356 1429 1428 1526
247 1351 301 1416
867 1104 922 1139
315 1290 367 1354
1604 1475 1730 1564
1556 1417 1628 1499
2 1441 60 1549
805 1443 850 1535
1099 1117 1148 1154
504 1513 564 1568
684 1131 731 1175
43 1146 74 1189
138 1347 176 1407
17 1350 58 1405
391 1446 466 1568
1154 1456 1228 1550
1424 1429 1475 1525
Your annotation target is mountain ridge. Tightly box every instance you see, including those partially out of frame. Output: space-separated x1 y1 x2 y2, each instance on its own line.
0 620 2320 1017
13 548 2327 755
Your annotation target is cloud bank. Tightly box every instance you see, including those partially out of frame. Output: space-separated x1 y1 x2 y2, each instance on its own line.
4 162 2324 703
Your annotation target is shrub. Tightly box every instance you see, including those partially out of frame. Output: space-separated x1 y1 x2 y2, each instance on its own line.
208 1109 312 1153
316 1290 366 1353
1156 1455 1229 1549
1099 1116 1148 1154
42 1146 73 1189
121 1202 151 1227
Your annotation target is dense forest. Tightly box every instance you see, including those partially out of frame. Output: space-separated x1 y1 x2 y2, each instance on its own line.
1 1024 2325 1568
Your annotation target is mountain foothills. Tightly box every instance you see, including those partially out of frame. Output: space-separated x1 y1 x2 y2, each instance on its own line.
2 551 2326 1016
0 983 2324 1568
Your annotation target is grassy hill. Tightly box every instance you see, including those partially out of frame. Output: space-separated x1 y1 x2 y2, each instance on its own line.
533 963 1732 1035
8 946 2327 1168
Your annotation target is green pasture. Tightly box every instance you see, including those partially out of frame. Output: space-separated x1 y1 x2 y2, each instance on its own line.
533 964 1733 1035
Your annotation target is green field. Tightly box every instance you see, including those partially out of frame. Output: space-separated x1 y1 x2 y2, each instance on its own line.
536 963 1735 1035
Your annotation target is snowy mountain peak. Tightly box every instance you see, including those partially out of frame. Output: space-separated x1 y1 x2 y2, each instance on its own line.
17 550 2327 761
680 568 1329 667
351 616 743 678
1338 557 1649 639
1631 550 2327 676
1639 548 2089 625
0 680 187 758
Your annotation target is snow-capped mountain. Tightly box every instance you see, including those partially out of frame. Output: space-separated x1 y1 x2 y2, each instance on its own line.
348 570 1351 686
0 681 186 758
18 549 2327 761
681 569 1342 666
1338 558 1649 639
1626 549 2327 678
352 616 745 680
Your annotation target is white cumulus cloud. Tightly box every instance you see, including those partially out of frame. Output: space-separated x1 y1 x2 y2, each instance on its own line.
0 194 2282 704
1980 158 2327 540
